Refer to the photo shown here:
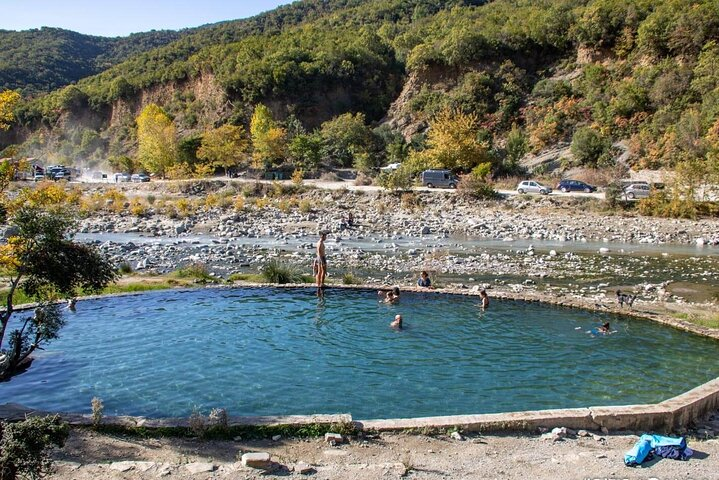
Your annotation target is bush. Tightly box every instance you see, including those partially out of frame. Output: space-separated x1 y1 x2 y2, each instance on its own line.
458 175 498 200
118 261 133 275
570 127 611 166
0 415 69 480
378 169 412 190
173 262 212 280
261 260 303 284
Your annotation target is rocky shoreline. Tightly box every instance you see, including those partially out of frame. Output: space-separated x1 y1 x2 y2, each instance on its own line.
73 186 719 307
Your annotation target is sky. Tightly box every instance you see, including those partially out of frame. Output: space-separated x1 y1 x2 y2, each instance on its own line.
1 0 293 37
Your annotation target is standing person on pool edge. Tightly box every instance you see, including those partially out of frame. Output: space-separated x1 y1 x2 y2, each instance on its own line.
316 231 328 289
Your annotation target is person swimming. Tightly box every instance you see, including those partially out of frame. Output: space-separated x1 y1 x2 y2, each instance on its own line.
378 286 400 304
390 314 403 329
479 290 489 310
597 321 611 334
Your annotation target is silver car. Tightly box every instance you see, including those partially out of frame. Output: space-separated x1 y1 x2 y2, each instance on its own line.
517 180 552 195
624 183 651 200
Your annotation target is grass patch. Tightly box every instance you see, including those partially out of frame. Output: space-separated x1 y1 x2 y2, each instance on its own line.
673 312 719 329
227 272 265 283
100 282 180 295
261 260 304 284
90 421 357 440
172 262 213 281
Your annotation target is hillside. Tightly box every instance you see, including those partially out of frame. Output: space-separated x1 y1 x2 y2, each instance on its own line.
0 27 189 96
1 0 718 205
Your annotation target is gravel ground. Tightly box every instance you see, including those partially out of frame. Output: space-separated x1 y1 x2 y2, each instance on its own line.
50 426 719 479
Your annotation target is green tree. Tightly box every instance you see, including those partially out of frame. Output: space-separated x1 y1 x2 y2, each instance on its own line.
504 124 528 172
108 155 139 174
0 90 20 131
196 124 250 176
250 104 286 169
288 132 322 172
0 206 118 380
136 104 177 178
319 113 375 168
571 126 611 166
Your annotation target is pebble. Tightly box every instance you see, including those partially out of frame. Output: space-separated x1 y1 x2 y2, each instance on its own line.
185 462 216 474
241 452 271 469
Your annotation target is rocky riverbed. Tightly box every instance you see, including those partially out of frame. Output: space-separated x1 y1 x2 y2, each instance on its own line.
73 186 719 306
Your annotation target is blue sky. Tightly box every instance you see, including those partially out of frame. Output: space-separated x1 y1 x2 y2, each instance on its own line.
1 0 293 37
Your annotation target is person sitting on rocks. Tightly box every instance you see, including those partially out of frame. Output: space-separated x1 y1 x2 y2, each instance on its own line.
417 271 432 288
390 314 403 329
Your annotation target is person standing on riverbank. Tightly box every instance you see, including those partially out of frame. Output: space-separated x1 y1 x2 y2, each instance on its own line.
316 231 328 288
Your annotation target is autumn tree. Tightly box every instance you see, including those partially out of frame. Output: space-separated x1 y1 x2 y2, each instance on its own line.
0 205 117 380
197 124 250 176
136 104 177 178
250 104 287 170
0 90 21 131
405 108 490 175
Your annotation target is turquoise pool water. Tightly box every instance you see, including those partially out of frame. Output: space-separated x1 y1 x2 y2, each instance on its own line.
2 287 719 419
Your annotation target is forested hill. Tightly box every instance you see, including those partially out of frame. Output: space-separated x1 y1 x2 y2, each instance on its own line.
0 0 455 97
0 27 189 95
2 0 719 198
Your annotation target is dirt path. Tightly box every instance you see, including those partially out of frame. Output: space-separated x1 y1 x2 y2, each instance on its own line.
50 428 719 479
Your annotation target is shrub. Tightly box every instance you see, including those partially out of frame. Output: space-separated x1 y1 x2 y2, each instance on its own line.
173 262 212 280
91 397 104 427
378 169 412 190
233 196 245 211
298 200 312 214
291 169 304 185
146 194 156 205
342 272 361 285
129 199 147 217
118 261 133 275
570 127 611 166
354 172 373 186
188 407 206 437
0 415 69 480
261 260 303 284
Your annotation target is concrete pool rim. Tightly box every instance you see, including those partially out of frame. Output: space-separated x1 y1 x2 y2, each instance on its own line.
3 283 719 433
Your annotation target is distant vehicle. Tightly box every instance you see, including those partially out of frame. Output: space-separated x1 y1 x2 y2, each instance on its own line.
420 169 458 188
623 183 651 200
53 171 69 181
557 179 596 193
114 173 131 182
33 173 45 182
131 173 151 183
517 180 552 195
380 162 401 172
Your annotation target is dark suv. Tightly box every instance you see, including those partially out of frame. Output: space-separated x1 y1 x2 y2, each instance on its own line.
556 179 596 193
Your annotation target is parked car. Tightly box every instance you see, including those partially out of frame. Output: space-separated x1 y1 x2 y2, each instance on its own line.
33 173 45 182
114 172 131 182
556 179 596 193
623 183 651 200
131 173 151 183
53 171 69 181
420 169 458 188
517 180 552 195
380 162 401 172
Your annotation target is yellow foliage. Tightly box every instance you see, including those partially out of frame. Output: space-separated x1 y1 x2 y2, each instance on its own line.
416 108 489 172
233 196 245 211
0 89 21 131
291 169 304 185
129 198 148 217
12 183 81 211
165 163 193 179
192 163 214 178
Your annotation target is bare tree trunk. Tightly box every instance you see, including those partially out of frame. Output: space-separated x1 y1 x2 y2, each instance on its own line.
0 274 21 350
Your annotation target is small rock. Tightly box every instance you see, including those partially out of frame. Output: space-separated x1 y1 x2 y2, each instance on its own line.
600 426 609 434
577 430 590 437
241 452 272 469
294 462 315 475
450 431 463 441
272 435 282 441
596 453 607 459
185 462 216 474
324 432 344 444
110 461 136 472
593 434 606 442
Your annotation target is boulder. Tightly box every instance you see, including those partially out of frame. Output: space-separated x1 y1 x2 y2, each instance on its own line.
241 452 272 469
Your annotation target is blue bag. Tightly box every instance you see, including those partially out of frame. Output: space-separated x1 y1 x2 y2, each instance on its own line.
624 434 688 466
